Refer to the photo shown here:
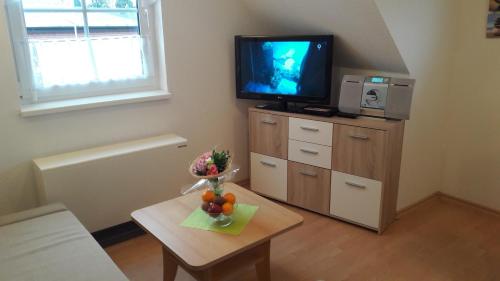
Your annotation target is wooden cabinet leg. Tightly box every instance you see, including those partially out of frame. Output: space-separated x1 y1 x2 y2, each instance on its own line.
255 241 271 281
162 247 178 281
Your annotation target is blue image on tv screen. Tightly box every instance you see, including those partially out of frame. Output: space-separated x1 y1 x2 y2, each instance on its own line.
239 40 328 97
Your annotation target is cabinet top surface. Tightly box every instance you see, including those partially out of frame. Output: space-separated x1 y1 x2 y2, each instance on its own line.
249 108 403 131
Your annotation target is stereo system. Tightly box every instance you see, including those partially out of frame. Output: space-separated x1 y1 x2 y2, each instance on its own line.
338 75 415 120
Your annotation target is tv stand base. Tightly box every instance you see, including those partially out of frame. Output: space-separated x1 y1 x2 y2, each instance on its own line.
255 101 289 112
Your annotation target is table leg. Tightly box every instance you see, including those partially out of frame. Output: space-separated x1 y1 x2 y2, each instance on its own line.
162 246 178 281
199 269 216 281
255 241 271 281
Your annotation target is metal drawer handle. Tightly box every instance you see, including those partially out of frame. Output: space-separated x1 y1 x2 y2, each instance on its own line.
300 148 319 155
345 181 367 189
300 171 318 177
300 126 319 132
260 160 276 168
261 119 277 125
349 133 369 140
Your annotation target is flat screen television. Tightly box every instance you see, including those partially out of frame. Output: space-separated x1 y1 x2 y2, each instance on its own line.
235 35 334 109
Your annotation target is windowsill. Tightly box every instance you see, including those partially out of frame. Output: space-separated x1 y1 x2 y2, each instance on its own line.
20 90 171 117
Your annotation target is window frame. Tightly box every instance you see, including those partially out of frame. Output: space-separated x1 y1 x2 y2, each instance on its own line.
5 0 166 105
23 7 141 37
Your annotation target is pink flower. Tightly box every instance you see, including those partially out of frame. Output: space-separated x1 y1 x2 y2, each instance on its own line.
193 151 212 175
207 164 218 176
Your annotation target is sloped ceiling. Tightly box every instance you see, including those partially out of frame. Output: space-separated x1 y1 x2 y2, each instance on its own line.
241 0 408 74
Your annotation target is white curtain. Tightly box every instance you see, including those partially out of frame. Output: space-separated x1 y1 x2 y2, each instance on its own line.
29 36 148 89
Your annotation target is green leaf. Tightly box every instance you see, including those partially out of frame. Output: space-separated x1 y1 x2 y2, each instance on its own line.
211 149 230 172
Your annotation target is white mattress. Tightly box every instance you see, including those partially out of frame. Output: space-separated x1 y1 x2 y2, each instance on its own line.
0 205 128 281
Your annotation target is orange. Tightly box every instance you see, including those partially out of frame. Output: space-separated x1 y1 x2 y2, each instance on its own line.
202 190 215 202
223 193 236 204
222 202 234 215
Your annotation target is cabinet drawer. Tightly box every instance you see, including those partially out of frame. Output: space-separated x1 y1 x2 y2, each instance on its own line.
250 153 287 201
289 117 333 146
287 161 330 214
288 140 332 169
330 171 382 229
332 124 386 180
249 112 288 159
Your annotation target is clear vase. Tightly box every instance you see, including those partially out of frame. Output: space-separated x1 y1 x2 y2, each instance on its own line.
208 178 224 196
207 178 233 227
210 213 233 227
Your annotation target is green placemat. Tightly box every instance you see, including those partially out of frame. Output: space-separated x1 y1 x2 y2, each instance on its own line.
180 204 259 235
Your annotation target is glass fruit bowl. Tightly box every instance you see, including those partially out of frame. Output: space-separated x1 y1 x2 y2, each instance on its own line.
200 190 237 227
207 211 233 227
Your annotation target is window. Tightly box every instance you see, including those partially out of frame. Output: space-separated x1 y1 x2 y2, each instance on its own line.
5 0 165 104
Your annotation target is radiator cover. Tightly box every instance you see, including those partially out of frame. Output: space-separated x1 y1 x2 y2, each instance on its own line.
33 134 190 232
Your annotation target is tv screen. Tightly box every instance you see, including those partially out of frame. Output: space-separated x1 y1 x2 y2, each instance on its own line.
235 35 333 104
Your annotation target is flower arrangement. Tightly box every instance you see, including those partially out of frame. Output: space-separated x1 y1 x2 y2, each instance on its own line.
191 149 231 177
188 149 235 227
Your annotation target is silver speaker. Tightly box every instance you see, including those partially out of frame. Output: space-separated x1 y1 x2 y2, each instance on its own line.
338 75 364 114
385 78 415 120
339 75 415 120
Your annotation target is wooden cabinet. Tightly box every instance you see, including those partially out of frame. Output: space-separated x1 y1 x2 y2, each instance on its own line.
332 124 386 181
249 108 404 233
249 111 288 159
287 161 330 215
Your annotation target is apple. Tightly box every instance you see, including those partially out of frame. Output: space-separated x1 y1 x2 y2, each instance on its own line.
207 203 222 217
214 196 226 206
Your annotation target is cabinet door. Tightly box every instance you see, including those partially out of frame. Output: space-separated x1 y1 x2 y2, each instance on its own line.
249 112 288 159
287 161 330 215
250 153 287 201
332 124 386 181
330 171 382 229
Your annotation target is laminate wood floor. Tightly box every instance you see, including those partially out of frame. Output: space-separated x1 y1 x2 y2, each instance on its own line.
106 197 500 281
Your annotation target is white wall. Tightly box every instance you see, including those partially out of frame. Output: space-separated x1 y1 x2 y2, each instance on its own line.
377 0 500 211
374 0 457 209
441 0 500 210
0 0 262 216
242 0 408 74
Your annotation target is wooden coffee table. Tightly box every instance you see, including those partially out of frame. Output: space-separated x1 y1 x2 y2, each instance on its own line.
132 182 303 281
